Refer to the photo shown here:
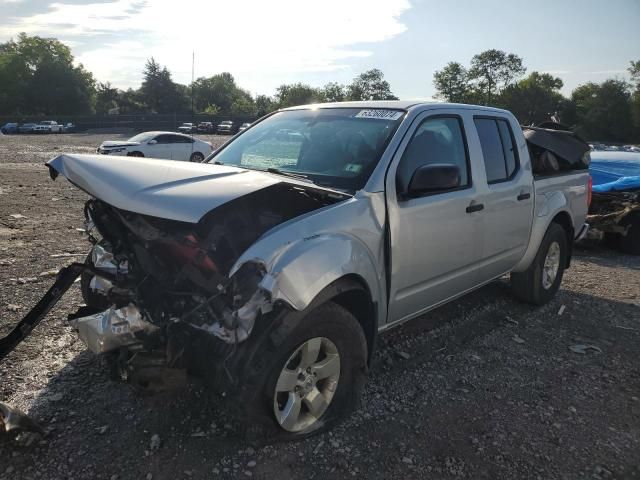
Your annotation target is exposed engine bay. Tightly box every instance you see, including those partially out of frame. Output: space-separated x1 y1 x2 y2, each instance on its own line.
77 182 343 348
0 181 346 388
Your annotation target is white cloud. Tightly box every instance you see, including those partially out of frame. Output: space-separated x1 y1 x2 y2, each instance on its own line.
0 0 411 93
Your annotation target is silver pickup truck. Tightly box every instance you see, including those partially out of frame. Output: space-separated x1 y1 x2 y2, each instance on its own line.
0 101 590 439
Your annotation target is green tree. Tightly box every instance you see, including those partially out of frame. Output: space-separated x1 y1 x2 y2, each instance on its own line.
231 90 257 116
274 83 320 108
255 94 276 117
191 72 252 115
320 82 346 102
570 79 633 142
433 62 472 103
347 69 398 101
628 60 640 140
498 72 566 125
0 33 95 115
95 82 119 114
468 49 526 104
139 57 188 113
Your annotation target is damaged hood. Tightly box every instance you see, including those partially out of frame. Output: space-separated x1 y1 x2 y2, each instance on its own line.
47 153 281 222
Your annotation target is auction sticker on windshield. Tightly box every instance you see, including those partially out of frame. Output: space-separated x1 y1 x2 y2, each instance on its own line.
354 110 404 120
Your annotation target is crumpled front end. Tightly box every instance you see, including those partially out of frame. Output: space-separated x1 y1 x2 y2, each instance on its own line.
53 181 345 389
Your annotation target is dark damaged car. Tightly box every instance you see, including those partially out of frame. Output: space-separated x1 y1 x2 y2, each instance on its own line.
0 102 590 439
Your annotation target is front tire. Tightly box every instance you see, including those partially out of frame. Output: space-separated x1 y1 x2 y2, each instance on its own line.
127 151 144 157
239 302 367 440
511 222 568 305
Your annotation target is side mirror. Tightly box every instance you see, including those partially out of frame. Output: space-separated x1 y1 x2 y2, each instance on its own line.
148 139 158 145
406 163 461 196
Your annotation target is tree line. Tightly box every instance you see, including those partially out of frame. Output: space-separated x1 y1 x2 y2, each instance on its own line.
1 34 639 142
434 49 640 143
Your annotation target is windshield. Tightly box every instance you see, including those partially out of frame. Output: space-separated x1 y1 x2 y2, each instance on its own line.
128 132 156 143
207 108 404 191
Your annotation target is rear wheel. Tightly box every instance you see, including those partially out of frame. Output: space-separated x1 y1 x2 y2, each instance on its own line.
189 152 204 162
619 212 640 255
511 223 568 305
239 302 367 440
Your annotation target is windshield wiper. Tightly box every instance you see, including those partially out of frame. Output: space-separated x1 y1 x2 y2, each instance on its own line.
265 167 312 182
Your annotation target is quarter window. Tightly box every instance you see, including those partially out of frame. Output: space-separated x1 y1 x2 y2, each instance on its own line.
474 117 519 183
396 116 470 194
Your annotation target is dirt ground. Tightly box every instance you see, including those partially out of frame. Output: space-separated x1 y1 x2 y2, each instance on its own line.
0 133 639 480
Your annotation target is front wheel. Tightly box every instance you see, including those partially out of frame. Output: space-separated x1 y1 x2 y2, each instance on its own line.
511 222 568 305
239 302 367 440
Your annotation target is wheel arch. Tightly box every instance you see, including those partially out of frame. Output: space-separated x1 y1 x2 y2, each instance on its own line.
513 206 575 273
551 210 574 267
304 274 378 363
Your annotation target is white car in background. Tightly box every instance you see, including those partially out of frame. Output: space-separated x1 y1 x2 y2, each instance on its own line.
33 121 64 133
97 131 213 162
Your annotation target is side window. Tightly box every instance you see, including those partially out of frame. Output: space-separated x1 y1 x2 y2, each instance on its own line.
171 135 193 143
396 116 469 194
154 134 172 144
474 117 519 183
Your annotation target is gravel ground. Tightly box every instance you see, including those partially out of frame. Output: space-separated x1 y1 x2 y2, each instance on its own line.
1 133 639 480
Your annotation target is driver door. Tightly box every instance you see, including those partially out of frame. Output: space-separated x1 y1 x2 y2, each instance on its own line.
386 111 484 324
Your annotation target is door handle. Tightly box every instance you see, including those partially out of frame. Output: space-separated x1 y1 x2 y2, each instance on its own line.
517 192 531 201
466 203 484 213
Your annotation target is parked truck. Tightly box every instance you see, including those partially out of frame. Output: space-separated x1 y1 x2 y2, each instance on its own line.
0 101 590 439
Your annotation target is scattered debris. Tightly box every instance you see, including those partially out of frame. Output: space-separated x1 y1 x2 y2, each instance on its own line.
395 350 411 360
9 214 26 219
557 305 566 316
39 269 59 277
50 253 86 258
150 433 161 451
313 440 324 454
512 334 526 344
402 457 413 465
0 401 44 435
6 304 20 312
504 316 519 326
568 344 602 354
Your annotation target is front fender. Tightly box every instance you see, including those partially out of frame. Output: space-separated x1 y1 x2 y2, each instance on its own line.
254 233 382 313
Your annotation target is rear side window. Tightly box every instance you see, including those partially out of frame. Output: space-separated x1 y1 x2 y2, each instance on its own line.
474 117 519 183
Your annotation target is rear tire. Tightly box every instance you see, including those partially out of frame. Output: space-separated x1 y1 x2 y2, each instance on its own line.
511 222 568 305
189 152 204 162
619 212 640 255
237 302 368 441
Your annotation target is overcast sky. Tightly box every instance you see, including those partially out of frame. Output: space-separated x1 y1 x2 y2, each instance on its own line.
1 0 638 98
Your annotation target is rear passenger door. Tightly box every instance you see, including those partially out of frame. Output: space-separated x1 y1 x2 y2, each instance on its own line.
472 116 533 281
146 134 174 159
168 134 194 161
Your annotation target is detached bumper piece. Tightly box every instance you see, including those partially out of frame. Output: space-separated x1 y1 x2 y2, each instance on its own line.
0 263 116 362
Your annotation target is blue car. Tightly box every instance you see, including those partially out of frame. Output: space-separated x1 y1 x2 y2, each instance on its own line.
1 122 18 134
